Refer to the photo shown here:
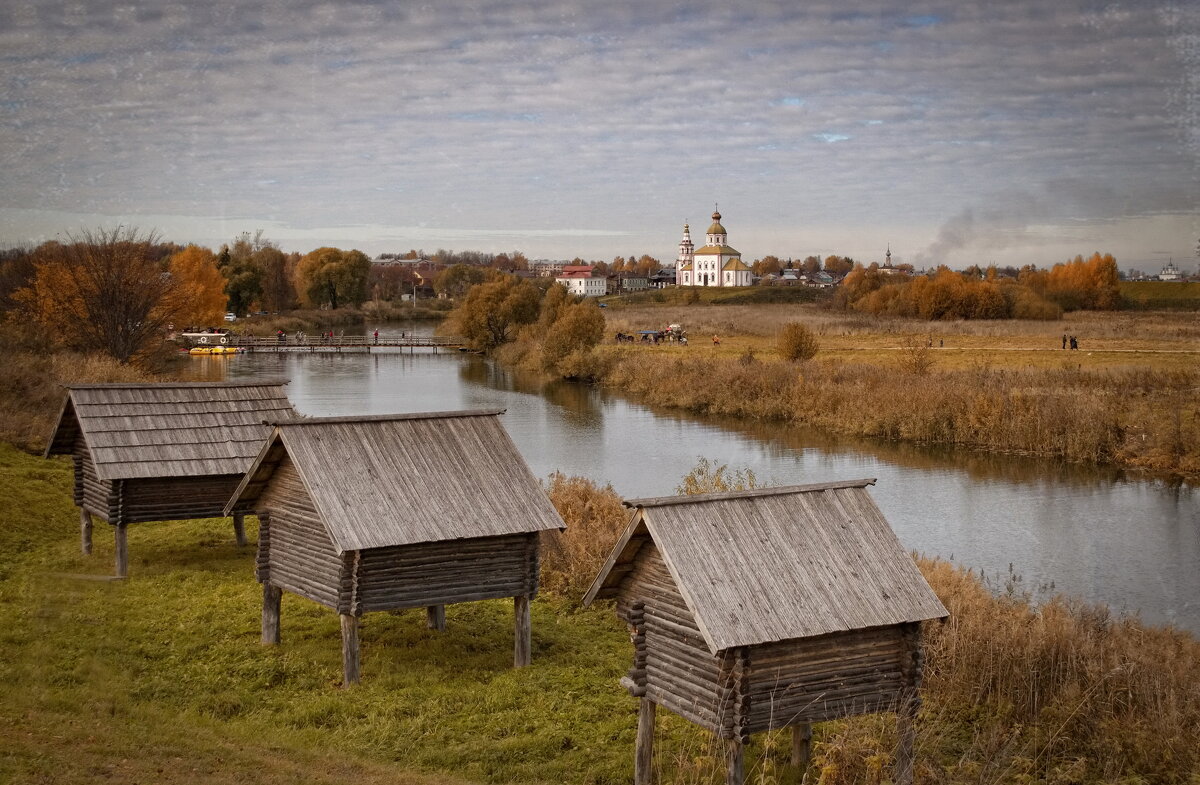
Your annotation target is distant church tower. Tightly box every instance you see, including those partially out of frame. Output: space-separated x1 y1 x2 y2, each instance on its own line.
679 207 752 287
676 223 695 286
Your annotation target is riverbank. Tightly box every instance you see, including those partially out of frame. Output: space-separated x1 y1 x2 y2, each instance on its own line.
595 305 1200 481
2 447 1197 784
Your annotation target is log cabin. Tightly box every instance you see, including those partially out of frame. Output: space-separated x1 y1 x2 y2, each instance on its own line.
583 480 949 785
44 381 294 576
224 409 566 685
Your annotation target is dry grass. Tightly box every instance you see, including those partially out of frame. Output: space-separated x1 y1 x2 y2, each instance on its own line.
546 470 1200 783
597 306 1200 479
0 345 165 451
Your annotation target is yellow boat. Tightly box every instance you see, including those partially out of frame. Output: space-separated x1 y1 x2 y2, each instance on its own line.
188 346 243 356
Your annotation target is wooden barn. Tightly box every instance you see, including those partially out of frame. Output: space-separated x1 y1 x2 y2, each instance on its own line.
223 410 566 685
45 381 294 576
583 480 949 785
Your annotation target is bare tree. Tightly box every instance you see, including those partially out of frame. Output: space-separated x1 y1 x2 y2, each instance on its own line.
15 227 175 362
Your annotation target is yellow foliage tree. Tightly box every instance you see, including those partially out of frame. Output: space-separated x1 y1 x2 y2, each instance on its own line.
12 228 178 362
164 245 227 327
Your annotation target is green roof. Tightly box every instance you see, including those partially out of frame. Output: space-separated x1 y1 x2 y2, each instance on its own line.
707 221 726 235
693 244 740 256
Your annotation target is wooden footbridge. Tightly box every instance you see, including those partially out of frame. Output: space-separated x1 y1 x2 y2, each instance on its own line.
187 334 468 353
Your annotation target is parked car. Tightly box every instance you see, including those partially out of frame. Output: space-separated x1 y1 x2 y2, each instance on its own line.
224 312 237 322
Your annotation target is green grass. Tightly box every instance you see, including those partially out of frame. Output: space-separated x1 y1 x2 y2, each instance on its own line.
0 445 646 785
4 445 1198 783
1120 281 1200 310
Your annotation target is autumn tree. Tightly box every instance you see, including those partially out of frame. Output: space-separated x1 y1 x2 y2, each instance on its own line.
164 245 227 326
800 255 822 274
433 263 489 298
293 247 371 309
253 245 294 312
753 255 783 276
448 273 541 352
823 255 855 276
12 227 180 362
216 244 262 315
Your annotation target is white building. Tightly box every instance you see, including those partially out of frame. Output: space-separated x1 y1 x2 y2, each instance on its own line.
675 209 753 287
1158 261 1183 281
556 265 607 298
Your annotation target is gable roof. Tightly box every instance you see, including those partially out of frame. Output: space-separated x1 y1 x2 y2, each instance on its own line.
225 410 565 553
45 382 294 481
584 480 947 653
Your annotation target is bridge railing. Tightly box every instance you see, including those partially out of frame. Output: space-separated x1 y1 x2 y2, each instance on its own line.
223 334 464 348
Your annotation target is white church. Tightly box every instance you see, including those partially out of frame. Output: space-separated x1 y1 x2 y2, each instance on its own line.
675 208 754 287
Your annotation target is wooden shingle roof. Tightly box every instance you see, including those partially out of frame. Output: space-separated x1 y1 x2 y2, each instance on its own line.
45 382 294 480
225 410 566 553
585 480 948 653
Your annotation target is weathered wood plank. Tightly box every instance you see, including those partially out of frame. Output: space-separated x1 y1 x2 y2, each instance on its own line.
426 605 446 631
635 698 655 785
79 507 93 555
262 583 282 645
514 595 531 667
340 613 360 686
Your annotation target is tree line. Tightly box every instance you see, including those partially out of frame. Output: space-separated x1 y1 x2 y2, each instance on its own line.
1 228 374 362
835 253 1121 320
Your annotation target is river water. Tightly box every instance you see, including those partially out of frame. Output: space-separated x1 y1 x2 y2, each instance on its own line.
190 327 1199 633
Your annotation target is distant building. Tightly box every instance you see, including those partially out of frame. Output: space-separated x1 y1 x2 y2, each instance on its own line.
1158 261 1183 281
530 259 566 277
676 208 753 287
556 265 607 297
608 274 650 295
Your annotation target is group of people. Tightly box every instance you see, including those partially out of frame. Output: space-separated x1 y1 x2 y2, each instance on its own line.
1062 334 1080 350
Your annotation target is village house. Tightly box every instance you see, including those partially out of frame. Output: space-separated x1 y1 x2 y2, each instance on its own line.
44 382 294 577
556 264 607 297
225 410 565 684
585 480 948 785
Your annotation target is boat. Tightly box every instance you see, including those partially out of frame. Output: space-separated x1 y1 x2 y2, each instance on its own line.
187 345 245 356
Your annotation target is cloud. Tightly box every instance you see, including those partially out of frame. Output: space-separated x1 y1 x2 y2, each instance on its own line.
0 0 1195 263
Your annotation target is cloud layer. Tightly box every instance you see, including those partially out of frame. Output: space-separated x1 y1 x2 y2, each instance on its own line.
1 0 1196 268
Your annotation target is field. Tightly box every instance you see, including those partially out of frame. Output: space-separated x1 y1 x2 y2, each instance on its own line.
1120 281 1200 311
2 447 1198 784
603 302 1200 372
594 304 1200 479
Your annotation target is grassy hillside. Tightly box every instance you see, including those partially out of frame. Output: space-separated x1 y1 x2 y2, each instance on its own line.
1120 281 1200 310
2 446 1198 783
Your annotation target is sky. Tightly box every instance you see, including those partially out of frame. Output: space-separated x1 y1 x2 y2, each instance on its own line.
1 0 1198 273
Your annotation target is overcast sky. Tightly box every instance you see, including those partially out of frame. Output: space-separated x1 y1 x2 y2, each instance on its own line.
1 0 1197 271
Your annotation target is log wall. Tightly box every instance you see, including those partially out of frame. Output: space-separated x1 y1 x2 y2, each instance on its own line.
743 625 909 731
355 532 538 613
75 434 118 523
621 544 729 735
119 474 243 524
258 458 343 609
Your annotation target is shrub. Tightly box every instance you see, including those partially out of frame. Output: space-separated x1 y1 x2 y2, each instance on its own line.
541 472 629 600
777 321 820 361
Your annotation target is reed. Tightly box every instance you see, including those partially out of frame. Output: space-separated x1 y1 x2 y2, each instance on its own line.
541 467 1200 783
598 350 1200 479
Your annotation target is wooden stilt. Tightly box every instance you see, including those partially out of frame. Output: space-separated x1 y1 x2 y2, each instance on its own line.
426 604 446 631
513 594 531 667
896 700 917 785
723 737 745 785
261 583 282 645
791 721 812 770
340 613 360 686
80 508 93 555
113 523 128 578
635 697 656 785
232 513 247 546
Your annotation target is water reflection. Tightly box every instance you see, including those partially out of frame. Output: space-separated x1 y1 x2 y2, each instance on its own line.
194 342 1198 633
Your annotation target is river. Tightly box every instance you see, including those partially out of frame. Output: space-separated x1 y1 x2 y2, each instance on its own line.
189 327 1199 633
